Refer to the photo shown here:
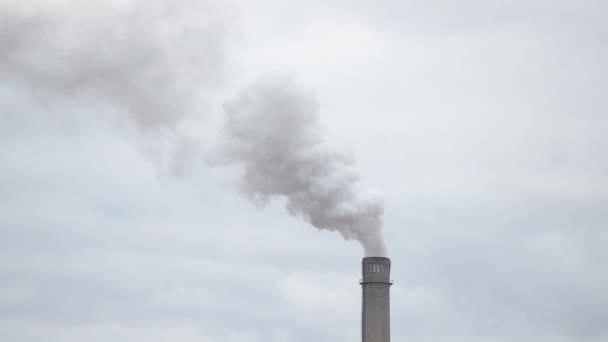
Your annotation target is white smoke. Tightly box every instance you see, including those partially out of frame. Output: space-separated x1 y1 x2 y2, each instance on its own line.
0 0 231 173
219 75 387 257
0 1 388 256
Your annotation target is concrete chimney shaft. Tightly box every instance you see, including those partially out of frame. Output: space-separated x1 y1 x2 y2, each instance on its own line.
361 257 392 342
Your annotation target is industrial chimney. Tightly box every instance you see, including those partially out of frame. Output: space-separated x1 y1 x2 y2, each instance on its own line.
361 257 392 342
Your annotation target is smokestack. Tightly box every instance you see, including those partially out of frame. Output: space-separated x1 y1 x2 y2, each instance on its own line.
361 257 392 342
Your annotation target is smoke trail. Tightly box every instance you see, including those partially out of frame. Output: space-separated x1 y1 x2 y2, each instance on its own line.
219 75 387 257
0 0 230 173
0 1 388 255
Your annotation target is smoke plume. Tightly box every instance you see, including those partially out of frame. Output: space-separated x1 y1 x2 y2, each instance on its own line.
220 76 387 257
0 0 230 173
0 1 388 256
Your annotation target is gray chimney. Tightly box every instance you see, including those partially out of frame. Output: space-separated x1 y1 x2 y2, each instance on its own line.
361 257 392 342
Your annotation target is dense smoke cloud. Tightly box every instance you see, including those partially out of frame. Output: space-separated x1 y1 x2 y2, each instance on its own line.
220 76 387 256
0 0 230 172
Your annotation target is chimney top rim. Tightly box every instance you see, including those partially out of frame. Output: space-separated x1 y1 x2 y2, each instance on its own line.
362 257 391 264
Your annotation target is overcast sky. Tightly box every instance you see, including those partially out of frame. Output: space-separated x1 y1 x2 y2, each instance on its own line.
1 0 607 341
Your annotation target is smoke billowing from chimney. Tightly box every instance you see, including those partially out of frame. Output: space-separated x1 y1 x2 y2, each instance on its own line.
1 2 387 256
219 75 387 257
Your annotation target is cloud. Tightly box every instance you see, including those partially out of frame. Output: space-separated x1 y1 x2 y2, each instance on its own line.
277 271 358 313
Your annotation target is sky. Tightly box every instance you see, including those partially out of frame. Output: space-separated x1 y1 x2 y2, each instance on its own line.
1 0 607 341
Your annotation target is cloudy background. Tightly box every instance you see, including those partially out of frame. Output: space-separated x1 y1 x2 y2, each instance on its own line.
1 0 607 341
